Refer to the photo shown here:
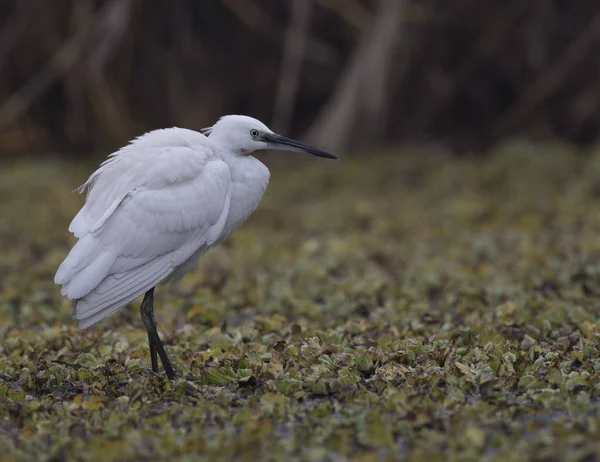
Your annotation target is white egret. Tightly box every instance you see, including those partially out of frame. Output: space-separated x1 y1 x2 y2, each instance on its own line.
55 115 336 379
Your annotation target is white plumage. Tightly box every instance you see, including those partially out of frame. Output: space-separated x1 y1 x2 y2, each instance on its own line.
55 115 335 378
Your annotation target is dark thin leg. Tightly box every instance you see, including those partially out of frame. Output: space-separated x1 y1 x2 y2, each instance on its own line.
140 287 176 379
147 332 158 373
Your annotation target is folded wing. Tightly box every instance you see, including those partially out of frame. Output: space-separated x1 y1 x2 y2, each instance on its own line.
55 130 232 327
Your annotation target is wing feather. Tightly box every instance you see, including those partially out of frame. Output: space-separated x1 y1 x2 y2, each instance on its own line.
55 129 233 328
73 255 173 328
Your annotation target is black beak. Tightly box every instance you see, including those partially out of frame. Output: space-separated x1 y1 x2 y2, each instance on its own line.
265 133 338 160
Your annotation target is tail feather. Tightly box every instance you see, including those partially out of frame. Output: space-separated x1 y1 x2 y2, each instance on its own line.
59 251 115 299
72 256 173 328
75 278 157 328
55 236 102 285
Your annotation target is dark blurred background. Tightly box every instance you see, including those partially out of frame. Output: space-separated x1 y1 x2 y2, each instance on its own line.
0 0 599 155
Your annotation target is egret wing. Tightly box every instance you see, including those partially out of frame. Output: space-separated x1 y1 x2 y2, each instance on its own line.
55 132 233 327
69 128 215 238
67 159 232 327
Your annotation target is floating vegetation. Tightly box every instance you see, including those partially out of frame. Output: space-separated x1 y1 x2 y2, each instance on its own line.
1 144 600 460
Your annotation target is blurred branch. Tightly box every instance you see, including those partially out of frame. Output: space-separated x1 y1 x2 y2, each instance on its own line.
220 0 271 31
0 0 127 130
220 0 341 67
407 0 526 135
306 0 404 152
272 0 312 133
361 0 404 142
493 11 600 140
63 0 95 145
0 30 90 130
89 0 133 71
87 0 134 141
314 0 371 30
0 1 33 75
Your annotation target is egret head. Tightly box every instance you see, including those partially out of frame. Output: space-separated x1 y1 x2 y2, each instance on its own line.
202 115 337 159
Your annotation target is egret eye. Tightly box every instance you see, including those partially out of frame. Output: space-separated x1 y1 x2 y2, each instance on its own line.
250 129 260 139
